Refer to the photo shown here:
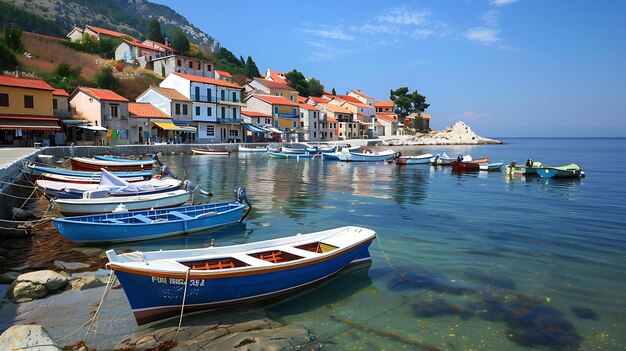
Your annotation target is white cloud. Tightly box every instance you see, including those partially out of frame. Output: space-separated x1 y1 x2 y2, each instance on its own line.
301 27 354 41
490 0 518 6
465 27 501 45
377 7 431 26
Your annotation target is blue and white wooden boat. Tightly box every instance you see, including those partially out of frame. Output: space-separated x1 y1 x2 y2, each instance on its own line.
268 152 313 160
395 153 434 165
53 201 248 243
94 155 155 163
25 164 153 180
504 159 543 175
51 189 190 216
280 145 308 154
536 164 585 178
337 149 398 162
106 225 376 325
238 145 268 153
305 145 336 154
36 177 182 199
480 161 504 172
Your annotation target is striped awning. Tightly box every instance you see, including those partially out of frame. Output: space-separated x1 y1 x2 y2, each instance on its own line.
243 123 270 133
153 122 182 131
0 116 61 131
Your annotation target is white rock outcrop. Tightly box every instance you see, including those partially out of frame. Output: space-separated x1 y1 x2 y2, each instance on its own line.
9 270 69 303
383 121 502 146
0 325 62 351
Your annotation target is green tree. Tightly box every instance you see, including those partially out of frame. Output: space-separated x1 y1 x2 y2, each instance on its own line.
0 40 18 70
244 56 260 78
285 69 308 96
94 66 119 90
3 26 22 52
171 28 189 54
80 32 100 53
239 55 246 67
390 87 430 117
55 62 81 79
147 19 164 43
307 78 324 97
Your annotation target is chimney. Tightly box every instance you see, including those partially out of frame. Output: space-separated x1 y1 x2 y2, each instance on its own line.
15 65 20 77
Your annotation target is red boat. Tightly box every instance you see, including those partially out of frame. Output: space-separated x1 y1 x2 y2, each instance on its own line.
451 155 481 172
70 157 154 172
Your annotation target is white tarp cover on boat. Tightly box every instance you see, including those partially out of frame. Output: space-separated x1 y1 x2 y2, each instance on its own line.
99 169 130 188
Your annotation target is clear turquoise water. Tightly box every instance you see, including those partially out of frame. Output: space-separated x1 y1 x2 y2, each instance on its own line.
125 138 626 350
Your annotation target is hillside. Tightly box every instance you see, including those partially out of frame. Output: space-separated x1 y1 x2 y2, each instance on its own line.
0 0 221 51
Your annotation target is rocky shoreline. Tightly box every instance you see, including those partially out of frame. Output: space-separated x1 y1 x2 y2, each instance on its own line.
379 121 502 146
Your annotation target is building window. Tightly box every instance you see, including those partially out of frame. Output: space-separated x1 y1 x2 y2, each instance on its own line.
24 95 34 109
177 59 182 66
110 105 118 117
220 90 225 101
194 87 200 100
183 104 188 115
274 106 278 115
207 64 212 71
339 123 343 128
0 93 8 106
232 91 237 102
229 130 239 137
197 62 201 70
53 98 58 110
206 125 214 136
232 107 237 119
293 107 297 116
221 106 226 118
314 122 317 129
195 106 200 115
175 103 180 115
188 61 193 68
207 106 212 116
265 118 271 124
313 132 316 138
207 88 211 102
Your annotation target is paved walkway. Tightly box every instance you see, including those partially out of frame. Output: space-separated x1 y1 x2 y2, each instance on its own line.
0 148 39 170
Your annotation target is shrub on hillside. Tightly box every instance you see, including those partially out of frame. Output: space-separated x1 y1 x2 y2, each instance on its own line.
94 66 119 90
0 40 18 70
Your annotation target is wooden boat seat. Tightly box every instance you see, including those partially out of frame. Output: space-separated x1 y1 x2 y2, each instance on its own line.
132 214 152 224
170 211 193 220
103 218 124 224
195 211 217 219
276 245 319 258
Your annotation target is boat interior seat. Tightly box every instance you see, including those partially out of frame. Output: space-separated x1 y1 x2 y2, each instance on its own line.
132 214 152 224
170 211 193 220
195 211 217 219
103 218 124 224
276 245 319 258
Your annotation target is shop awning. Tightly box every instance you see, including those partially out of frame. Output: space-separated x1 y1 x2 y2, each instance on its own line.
179 126 197 133
79 125 107 131
0 116 61 131
265 126 283 134
243 123 270 133
153 122 182 131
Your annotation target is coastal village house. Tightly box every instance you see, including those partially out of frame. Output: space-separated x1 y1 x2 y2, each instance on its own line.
159 73 245 143
245 94 299 141
142 39 176 56
115 40 164 63
215 70 233 83
136 86 196 143
146 55 214 78
297 97 323 142
69 86 129 146
264 69 288 84
374 101 395 114
0 75 60 146
405 112 431 130
52 89 70 119
128 102 176 144
241 110 273 142
67 24 135 42
376 114 398 136
246 78 298 102
319 103 357 140
348 90 375 107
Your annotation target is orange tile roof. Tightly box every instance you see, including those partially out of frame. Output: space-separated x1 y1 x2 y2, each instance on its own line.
351 90 373 99
267 71 287 84
341 96 372 109
0 75 55 91
326 116 338 123
143 40 177 52
297 96 307 103
128 102 171 118
124 40 163 52
77 87 129 102
252 94 300 107
52 88 70 97
148 86 191 102
309 96 327 104
376 114 397 123
255 78 296 91
299 102 319 111
215 70 232 78
374 101 394 108
407 113 431 119
320 103 352 114
241 110 272 117
85 25 132 39
173 73 241 89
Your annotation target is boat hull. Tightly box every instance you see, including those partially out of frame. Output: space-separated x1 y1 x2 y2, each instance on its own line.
70 157 154 172
268 152 312 160
238 146 267 153
112 238 373 325
395 154 433 165
451 161 480 172
52 190 190 216
191 148 231 156
338 150 396 162
536 164 584 178
53 202 244 243
27 165 152 181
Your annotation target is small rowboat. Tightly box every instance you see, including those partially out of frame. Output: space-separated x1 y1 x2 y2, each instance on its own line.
337 149 398 162
51 189 190 216
479 162 504 172
191 148 231 156
395 153 434 165
70 157 154 172
25 164 153 181
39 173 146 184
36 177 182 199
505 159 543 175
94 155 154 163
238 145 268 153
268 152 313 160
451 160 480 172
53 200 248 243
281 146 307 154
430 153 472 166
536 164 585 178
106 225 376 325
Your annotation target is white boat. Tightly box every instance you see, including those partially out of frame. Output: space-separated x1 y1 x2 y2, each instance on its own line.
430 153 472 166
52 189 190 216
337 149 398 162
395 153 434 165
238 145 268 153
281 145 308 154
39 173 146 184
70 157 155 172
191 148 231 156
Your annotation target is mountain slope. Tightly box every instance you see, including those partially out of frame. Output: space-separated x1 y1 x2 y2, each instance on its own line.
0 0 221 51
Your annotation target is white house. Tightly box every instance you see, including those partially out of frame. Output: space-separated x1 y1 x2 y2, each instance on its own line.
348 90 375 107
115 40 164 63
298 101 323 142
147 55 214 78
136 86 196 143
159 73 245 143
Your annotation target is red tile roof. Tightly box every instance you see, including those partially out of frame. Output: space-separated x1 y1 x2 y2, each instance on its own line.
377 114 397 123
299 102 319 111
297 96 307 103
52 89 70 97
143 40 177 52
148 86 191 102
85 25 132 39
326 116 338 123
351 90 373 99
0 75 55 91
241 110 272 117
128 102 171 118
320 103 352 114
215 70 232 78
173 73 241 89
77 87 129 102
341 96 372 109
255 78 296 91
124 40 163 52
374 101 394 108
267 71 287 84
252 94 300 107
309 96 327 104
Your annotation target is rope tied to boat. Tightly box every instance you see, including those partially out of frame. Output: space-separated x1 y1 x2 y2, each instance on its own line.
83 269 117 346
175 268 191 341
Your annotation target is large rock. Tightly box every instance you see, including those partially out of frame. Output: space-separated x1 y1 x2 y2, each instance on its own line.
9 270 69 302
70 272 111 291
0 324 62 350
383 121 502 146
54 260 90 271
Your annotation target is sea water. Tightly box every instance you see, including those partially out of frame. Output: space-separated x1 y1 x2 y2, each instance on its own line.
113 138 625 350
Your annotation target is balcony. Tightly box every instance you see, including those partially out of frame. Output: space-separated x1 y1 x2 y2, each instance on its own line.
216 117 243 124
277 113 298 118
191 94 215 103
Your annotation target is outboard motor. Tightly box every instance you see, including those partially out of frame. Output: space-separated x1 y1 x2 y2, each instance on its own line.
152 153 163 167
235 187 252 223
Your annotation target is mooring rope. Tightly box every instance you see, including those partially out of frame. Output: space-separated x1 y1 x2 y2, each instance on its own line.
376 233 407 282
0 178 37 188
175 269 191 341
84 270 117 344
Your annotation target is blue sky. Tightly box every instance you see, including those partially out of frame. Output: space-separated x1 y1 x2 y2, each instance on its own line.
152 0 625 137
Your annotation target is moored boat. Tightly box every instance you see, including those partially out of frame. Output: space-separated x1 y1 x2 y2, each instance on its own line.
106 225 376 325
430 153 473 166
191 148 231 156
337 149 398 162
51 189 190 216
53 192 250 243
70 157 154 172
238 145 268 153
94 155 155 163
25 164 153 181
536 164 585 178
504 159 543 175
268 152 313 160
479 162 504 172
39 172 146 184
281 145 308 154
395 153 434 165
451 160 481 172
